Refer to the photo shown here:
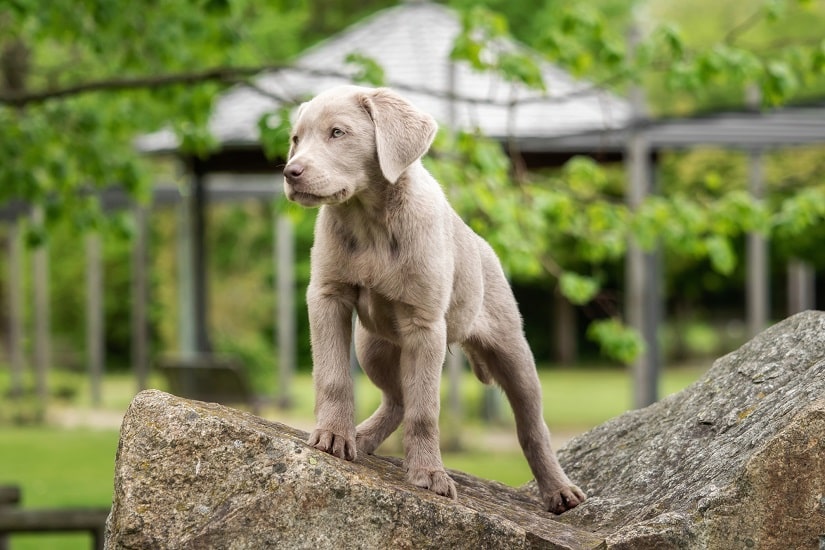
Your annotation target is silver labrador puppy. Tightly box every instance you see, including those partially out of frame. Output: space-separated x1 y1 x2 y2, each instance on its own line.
283 85 585 513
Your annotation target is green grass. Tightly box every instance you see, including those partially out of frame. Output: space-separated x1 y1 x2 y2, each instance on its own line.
444 450 534 486
0 427 119 550
274 364 709 431
0 364 708 549
0 427 118 507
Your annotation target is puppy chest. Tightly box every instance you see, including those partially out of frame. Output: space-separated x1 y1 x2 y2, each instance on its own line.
355 289 400 340
335 236 404 289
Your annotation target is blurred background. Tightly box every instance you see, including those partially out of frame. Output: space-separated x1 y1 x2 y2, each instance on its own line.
2 0 825 547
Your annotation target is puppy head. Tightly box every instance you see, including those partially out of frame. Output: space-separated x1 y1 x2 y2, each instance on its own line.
283 85 437 207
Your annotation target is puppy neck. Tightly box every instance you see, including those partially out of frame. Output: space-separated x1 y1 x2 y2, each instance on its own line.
323 160 425 247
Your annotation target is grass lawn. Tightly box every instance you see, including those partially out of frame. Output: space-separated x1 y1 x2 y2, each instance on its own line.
0 364 708 549
0 427 119 550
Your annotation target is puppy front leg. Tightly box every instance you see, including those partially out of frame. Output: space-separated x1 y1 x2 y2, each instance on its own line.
399 319 456 499
306 283 357 461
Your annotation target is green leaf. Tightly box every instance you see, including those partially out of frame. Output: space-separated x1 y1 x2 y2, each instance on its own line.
345 52 385 87
203 0 230 14
559 272 601 305
761 60 799 105
498 51 546 91
450 32 487 70
24 224 48 249
660 24 684 59
467 6 509 37
666 62 701 92
811 39 825 73
764 0 788 22
715 190 769 233
563 155 608 194
258 106 293 160
598 38 625 69
587 319 645 365
704 235 736 275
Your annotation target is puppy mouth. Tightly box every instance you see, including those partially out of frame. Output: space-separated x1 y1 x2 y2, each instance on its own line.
286 186 350 207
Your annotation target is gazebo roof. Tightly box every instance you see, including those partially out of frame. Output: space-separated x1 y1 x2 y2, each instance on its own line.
137 2 631 154
530 101 825 154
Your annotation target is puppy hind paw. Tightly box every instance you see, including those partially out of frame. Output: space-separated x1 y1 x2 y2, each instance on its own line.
407 468 457 500
355 432 379 456
307 429 357 461
544 485 586 514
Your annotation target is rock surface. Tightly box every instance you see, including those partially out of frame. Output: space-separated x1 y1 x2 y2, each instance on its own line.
106 311 825 549
555 310 825 549
104 390 602 549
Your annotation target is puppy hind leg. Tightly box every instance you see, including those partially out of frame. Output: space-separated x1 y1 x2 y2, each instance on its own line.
354 325 403 455
467 336 586 514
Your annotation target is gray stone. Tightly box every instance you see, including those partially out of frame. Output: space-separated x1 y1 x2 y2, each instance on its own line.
106 311 825 549
104 389 602 549
553 310 825 549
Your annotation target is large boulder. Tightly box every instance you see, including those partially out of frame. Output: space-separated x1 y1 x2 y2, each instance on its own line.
554 310 825 549
106 311 825 549
103 390 602 549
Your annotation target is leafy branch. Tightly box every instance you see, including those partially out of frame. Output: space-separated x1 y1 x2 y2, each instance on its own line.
0 63 294 107
5 2 817 112
0 60 632 110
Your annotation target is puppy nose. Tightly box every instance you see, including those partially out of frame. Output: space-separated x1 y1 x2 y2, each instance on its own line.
285 163 305 180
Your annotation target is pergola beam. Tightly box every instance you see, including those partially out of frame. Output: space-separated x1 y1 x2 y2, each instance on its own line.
6 220 24 398
85 232 104 407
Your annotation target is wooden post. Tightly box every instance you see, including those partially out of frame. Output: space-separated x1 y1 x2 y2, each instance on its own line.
350 313 359 409
787 260 815 314
445 344 464 451
176 178 196 358
0 484 21 550
746 148 768 338
275 212 296 408
6 221 25 398
190 171 211 354
0 507 109 550
131 206 150 391
553 291 577 366
176 162 212 358
85 232 104 407
745 86 769 338
625 21 660 408
625 145 659 408
481 387 501 424
31 206 50 404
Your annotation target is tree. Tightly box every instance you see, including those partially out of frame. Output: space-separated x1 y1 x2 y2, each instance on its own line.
0 0 392 387
0 0 397 227
2 0 825 367
437 0 825 361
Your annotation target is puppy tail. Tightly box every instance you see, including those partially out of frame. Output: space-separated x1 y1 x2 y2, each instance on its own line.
461 341 493 386
469 360 493 385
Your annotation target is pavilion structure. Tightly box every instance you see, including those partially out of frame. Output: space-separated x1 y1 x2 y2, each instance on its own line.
3 2 824 410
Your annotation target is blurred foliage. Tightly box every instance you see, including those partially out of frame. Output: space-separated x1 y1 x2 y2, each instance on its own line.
0 368 82 425
1 0 825 374
0 0 394 220
438 0 825 362
206 199 315 377
643 0 825 113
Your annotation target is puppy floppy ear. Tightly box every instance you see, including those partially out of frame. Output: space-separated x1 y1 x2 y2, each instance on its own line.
359 88 438 183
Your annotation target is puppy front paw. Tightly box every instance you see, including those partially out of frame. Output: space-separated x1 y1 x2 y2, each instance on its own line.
407 468 457 500
307 428 356 461
543 484 586 514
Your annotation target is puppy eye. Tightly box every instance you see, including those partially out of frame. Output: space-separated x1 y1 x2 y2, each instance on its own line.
291 135 299 145
330 128 345 138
